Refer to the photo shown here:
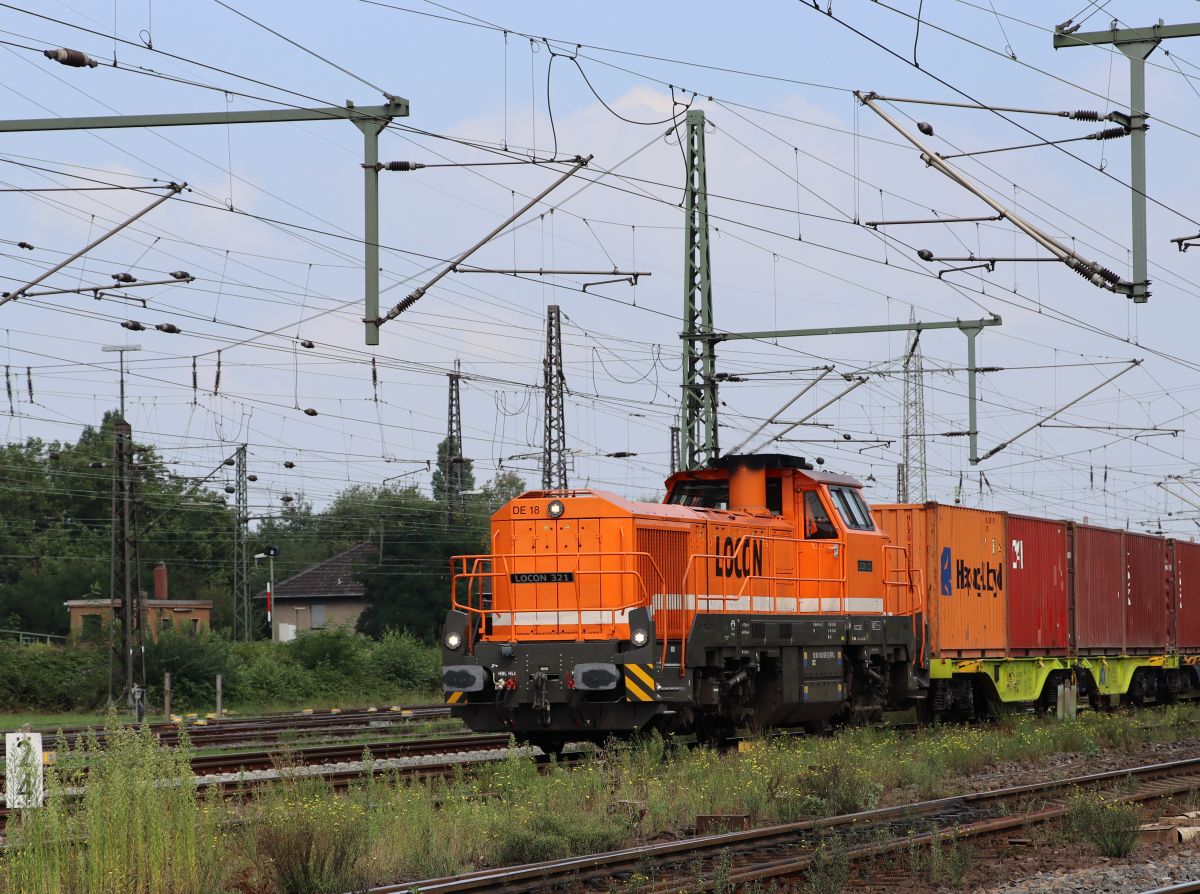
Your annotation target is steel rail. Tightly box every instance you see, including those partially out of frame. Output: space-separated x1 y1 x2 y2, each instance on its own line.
371 754 1200 894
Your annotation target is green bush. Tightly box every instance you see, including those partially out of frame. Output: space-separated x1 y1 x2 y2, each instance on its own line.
0 628 442 714
287 626 366 672
370 629 441 691
143 630 235 706
0 642 107 711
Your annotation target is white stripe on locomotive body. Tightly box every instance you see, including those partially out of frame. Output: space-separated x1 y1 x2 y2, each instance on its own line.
491 594 888 628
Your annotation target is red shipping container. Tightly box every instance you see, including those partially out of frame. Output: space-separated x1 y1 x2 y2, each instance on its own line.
1174 540 1200 650
1125 532 1172 652
1006 515 1070 655
1072 525 1125 653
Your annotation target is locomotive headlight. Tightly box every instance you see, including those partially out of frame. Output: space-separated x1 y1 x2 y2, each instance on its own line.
630 628 649 647
444 631 463 651
547 499 565 518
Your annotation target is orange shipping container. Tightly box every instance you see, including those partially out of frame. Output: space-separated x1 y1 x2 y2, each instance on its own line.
875 504 1007 657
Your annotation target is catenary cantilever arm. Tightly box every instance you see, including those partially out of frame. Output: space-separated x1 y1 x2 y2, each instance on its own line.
375 156 592 327
1 183 185 309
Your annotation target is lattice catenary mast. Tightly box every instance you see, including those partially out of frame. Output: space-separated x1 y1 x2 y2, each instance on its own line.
679 109 719 471
900 309 928 502
232 444 251 641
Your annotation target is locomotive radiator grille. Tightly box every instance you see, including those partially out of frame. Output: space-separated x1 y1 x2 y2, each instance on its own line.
636 526 688 611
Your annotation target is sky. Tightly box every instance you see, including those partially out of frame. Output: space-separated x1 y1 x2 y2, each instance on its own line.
4 0 1200 537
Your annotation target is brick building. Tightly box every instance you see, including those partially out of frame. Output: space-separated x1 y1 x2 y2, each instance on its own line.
65 562 212 640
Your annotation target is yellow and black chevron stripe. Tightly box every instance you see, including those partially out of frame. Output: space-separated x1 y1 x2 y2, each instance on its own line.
623 663 657 702
445 690 465 704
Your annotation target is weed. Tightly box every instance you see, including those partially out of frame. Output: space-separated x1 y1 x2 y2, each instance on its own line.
711 850 734 894
252 777 370 894
1067 790 1141 857
806 842 850 894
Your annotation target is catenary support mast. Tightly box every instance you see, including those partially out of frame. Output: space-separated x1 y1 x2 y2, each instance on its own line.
680 110 719 471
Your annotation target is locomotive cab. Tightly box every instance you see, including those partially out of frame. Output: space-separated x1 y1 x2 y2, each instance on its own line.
441 453 923 748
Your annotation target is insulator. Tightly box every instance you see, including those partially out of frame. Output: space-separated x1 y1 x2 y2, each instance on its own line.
1071 259 1121 285
283 461 295 469
89 461 104 469
247 474 257 482
48 452 59 460
43 47 98 68
112 272 136 283
300 339 314 349
917 122 934 136
214 351 221 395
155 323 182 334
1069 109 1101 121
121 320 145 331
383 161 425 172
303 407 318 417
169 271 191 280
280 494 294 503
224 485 235 494
917 248 934 261
27 367 33 403
223 458 235 466
17 242 33 250
1087 126 1129 141
389 290 422 319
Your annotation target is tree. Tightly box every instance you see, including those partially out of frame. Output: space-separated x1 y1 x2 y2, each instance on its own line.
357 471 520 641
430 436 475 508
0 412 239 634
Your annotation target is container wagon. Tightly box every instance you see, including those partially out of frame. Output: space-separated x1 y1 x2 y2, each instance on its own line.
876 506 1197 716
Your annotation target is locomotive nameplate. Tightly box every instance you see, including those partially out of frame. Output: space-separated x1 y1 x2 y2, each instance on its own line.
509 572 575 584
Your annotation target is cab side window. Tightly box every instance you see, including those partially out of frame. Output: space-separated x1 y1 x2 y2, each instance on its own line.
804 491 837 539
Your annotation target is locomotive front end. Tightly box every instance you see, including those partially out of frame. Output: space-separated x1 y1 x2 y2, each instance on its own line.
440 488 680 752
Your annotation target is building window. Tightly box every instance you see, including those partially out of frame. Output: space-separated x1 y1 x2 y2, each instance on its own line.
80 614 102 640
160 617 173 633
189 618 200 636
310 603 326 628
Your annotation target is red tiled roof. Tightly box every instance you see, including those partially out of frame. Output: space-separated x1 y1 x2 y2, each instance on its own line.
256 541 377 601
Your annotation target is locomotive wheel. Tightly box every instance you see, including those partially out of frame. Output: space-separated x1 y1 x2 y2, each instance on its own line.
531 736 566 758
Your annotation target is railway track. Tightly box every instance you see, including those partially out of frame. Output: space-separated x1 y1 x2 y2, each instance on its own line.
373 754 1200 893
1137 884 1200 894
0 732 569 836
10 704 452 749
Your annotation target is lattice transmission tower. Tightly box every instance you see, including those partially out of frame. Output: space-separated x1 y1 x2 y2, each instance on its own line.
542 305 567 490
445 360 465 523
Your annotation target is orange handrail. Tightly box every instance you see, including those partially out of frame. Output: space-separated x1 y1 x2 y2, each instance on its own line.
664 533 848 674
449 549 666 651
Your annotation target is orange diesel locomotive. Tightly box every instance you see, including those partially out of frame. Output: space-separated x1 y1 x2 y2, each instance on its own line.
441 454 923 750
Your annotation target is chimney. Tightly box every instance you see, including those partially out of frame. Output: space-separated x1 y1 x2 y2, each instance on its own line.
728 458 768 514
154 562 168 600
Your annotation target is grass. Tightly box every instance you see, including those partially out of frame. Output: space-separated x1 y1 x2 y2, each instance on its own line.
0 707 1193 893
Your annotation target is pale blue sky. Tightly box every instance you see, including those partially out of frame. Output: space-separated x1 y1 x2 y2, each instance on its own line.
4 0 1200 537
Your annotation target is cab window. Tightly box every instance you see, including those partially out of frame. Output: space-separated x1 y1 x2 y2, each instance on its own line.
829 486 874 530
804 491 837 539
666 480 728 509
